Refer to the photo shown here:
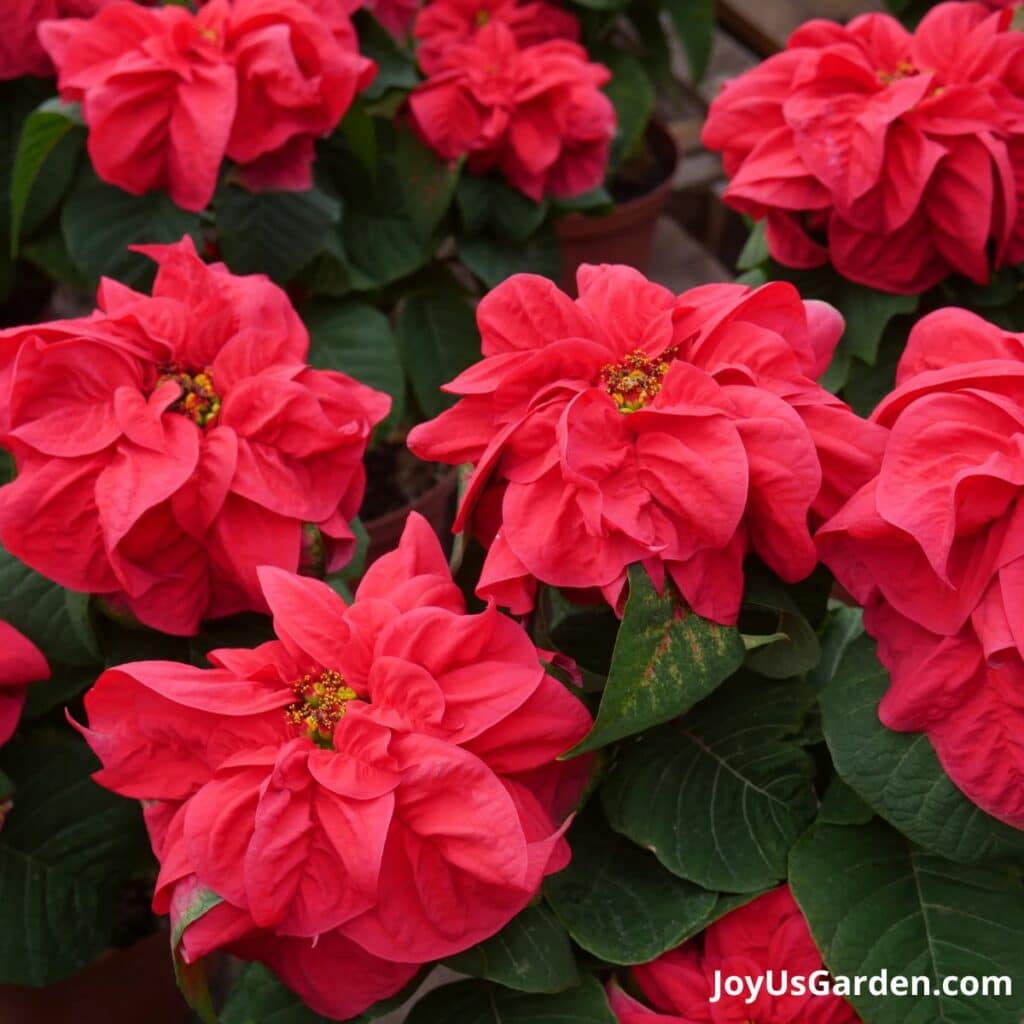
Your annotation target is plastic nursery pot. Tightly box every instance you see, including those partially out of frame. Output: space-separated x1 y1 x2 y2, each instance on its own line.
555 118 679 297
0 931 191 1024
362 443 459 567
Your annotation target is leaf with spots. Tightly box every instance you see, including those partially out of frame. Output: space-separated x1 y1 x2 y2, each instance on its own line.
565 566 744 756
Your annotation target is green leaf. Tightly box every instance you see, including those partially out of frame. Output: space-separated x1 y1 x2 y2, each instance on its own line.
22 663 97 719
62 177 201 288
735 220 768 272
0 736 147 985
222 964 332 1023
342 207 433 288
664 0 715 81
817 776 875 826
0 544 100 666
445 905 579 993
458 223 561 286
215 184 340 283
832 282 919 367
355 11 420 99
395 290 481 418
740 570 821 680
566 566 744 756
303 299 405 429
602 674 818 892
544 807 717 964
171 885 223 1024
603 52 655 168
405 976 618 1024
336 100 378 179
10 99 82 256
815 619 1024 863
395 126 460 240
790 820 1024 1024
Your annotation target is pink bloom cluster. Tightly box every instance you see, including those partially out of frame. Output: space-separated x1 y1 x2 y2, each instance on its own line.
80 515 592 1020
0 237 388 636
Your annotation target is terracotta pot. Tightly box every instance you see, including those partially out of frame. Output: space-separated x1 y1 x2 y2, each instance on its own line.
555 119 679 296
0 931 190 1024
364 467 458 566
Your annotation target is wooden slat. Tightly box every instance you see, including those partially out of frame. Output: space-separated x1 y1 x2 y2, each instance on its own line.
718 0 883 55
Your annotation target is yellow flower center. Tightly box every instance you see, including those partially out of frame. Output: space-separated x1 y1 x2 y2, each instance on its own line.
285 669 357 748
157 364 221 428
877 60 918 85
599 348 676 413
475 7 490 25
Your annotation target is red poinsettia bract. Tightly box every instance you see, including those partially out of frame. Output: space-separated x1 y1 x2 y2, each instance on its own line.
408 21 615 201
0 624 48 748
818 308 1024 828
0 236 389 636
408 265 885 623
609 886 858 1024
702 2 1024 294
414 0 580 76
0 0 114 80
39 0 375 210
78 514 592 1020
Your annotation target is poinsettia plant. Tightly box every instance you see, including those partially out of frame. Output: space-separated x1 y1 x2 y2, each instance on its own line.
706 1 1024 412
3 1 1024 1024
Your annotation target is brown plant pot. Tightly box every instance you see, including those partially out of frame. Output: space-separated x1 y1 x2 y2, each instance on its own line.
555 119 679 296
363 466 458 567
0 931 190 1024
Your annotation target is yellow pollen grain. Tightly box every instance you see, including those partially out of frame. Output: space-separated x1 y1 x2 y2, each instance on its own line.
600 348 677 413
285 669 357 748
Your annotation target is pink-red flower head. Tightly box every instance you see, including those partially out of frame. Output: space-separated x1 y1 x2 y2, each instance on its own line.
79 513 592 1020
414 0 580 76
408 21 615 201
817 307 1024 828
40 0 375 211
702 2 1024 294
0 236 389 636
0 0 115 80
609 886 858 1024
0 624 48 748
408 265 885 624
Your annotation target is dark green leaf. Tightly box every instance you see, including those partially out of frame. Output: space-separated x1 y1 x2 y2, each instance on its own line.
817 776 875 826
603 674 818 892
790 820 1024 1024
22 663 97 719
603 53 655 168
395 126 460 240
445 905 579 993
10 99 82 255
336 100 378 178
545 807 717 964
816 618 1024 863
566 566 744 756
735 220 768 272
664 0 715 81
342 207 432 288
355 11 420 99
740 570 821 679
404 976 618 1024
222 963 332 1024
62 178 201 288
459 222 561 286
0 736 147 985
303 299 405 429
0 544 100 666
832 282 919 366
395 290 480 418
216 184 340 283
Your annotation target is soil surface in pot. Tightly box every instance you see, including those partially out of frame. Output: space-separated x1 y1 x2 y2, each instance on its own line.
361 443 448 521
